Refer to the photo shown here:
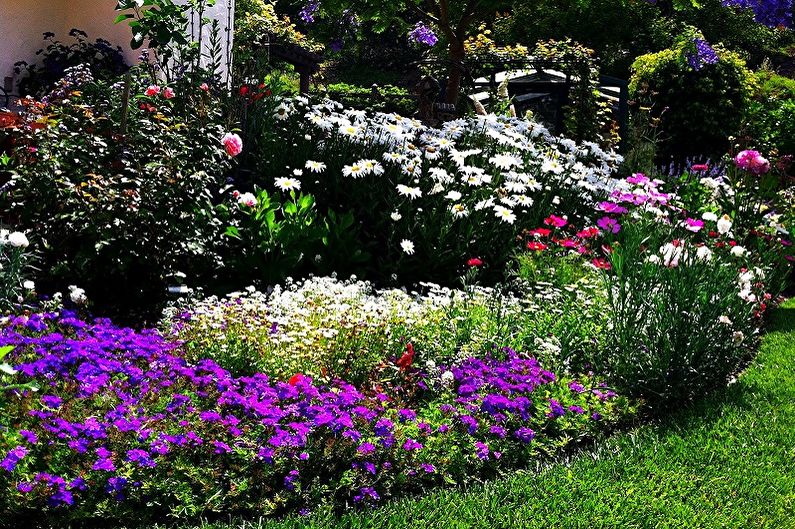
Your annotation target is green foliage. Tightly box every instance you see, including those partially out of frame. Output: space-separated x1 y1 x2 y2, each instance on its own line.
629 35 756 160
599 217 759 408
321 83 416 116
0 67 233 320
222 189 327 285
13 29 129 97
744 70 795 157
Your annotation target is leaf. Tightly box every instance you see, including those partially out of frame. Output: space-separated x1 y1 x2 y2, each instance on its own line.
114 13 135 24
0 345 13 361
0 363 17 375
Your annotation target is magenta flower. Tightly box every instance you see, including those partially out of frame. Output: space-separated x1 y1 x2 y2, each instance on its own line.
684 218 704 232
734 149 770 175
598 202 628 215
597 216 621 234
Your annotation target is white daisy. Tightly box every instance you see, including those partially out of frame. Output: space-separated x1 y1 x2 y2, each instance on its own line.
274 177 301 192
445 190 462 201
396 184 422 199
450 203 469 218
305 160 326 173
400 239 415 255
342 163 366 178
391 211 402 221
493 205 516 224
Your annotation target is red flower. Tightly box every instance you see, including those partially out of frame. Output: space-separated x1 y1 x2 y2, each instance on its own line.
397 343 415 370
239 85 250 97
528 228 551 237
543 215 568 228
691 163 709 172
288 373 304 386
576 227 600 239
467 257 484 267
526 241 548 251
591 258 612 270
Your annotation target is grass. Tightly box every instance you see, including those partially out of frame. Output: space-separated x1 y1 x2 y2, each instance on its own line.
168 300 795 529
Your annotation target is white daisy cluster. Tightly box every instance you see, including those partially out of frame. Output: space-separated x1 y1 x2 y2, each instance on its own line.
268 98 622 250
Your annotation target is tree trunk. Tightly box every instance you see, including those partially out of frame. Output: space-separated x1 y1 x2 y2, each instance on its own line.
445 38 466 105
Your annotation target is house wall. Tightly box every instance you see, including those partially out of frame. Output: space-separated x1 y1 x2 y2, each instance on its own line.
0 0 234 95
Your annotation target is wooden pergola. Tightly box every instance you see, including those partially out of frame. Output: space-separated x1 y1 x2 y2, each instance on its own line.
264 36 323 94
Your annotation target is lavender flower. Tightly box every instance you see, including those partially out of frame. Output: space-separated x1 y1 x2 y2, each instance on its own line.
409 22 438 47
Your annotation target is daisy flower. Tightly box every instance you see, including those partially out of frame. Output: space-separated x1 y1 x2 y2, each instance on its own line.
275 177 301 192
450 203 469 218
343 163 366 178
305 160 326 173
493 205 516 224
400 239 415 255
396 184 422 199
445 190 462 201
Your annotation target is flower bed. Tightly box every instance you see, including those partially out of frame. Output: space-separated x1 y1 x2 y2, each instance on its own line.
0 312 627 521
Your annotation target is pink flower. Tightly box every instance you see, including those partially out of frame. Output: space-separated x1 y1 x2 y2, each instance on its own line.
684 218 704 232
145 85 161 97
163 87 175 99
222 133 243 157
543 215 567 228
734 150 770 175
626 173 650 185
597 216 621 234
466 257 484 267
598 201 628 215
199 83 210 92
691 163 709 172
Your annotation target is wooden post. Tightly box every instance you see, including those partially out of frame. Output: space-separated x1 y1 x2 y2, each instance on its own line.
298 65 311 94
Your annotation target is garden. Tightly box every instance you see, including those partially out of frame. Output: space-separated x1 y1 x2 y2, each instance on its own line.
0 0 794 527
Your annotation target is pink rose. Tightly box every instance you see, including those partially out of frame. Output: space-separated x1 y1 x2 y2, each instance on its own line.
734 149 770 175
145 85 161 97
222 133 243 157
199 83 210 92
163 87 175 99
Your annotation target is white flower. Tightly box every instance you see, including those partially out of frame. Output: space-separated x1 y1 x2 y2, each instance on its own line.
359 159 384 176
541 158 565 175
396 184 422 199
275 177 301 192
440 370 455 386
400 239 415 255
730 245 746 258
732 331 744 345
660 243 685 268
342 163 366 178
493 205 516 224
305 160 326 173
23 280 35 290
445 190 462 201
68 285 88 305
718 315 732 325
489 153 523 170
701 212 718 222
717 214 732 235
647 255 661 264
391 211 402 221
450 203 469 218
695 246 713 262
237 192 257 207
6 232 29 248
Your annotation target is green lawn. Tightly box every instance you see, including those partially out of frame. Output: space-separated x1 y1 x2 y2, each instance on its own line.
178 299 795 529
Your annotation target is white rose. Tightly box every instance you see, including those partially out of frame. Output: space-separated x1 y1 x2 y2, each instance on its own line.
23 280 35 290
7 232 29 248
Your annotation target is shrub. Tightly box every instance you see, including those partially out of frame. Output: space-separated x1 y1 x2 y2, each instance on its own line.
744 70 795 157
13 29 129 98
0 66 233 320
629 33 756 160
320 83 416 116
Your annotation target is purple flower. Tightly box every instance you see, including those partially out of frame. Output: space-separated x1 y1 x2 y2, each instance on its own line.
126 448 156 468
353 486 379 503
298 1 319 24
357 442 376 456
41 395 62 409
474 441 490 460
514 427 535 444
402 438 423 451
398 408 417 423
408 22 438 47
547 399 566 418
1 446 28 472
568 380 585 393
420 463 436 473
284 469 300 491
686 38 719 71
19 430 38 444
106 476 127 501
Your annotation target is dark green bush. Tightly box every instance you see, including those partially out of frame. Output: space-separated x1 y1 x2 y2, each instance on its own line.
744 70 795 157
320 82 417 116
1 66 233 321
629 37 756 160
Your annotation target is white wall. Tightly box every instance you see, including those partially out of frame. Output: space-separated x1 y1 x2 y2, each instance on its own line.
0 0 234 94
